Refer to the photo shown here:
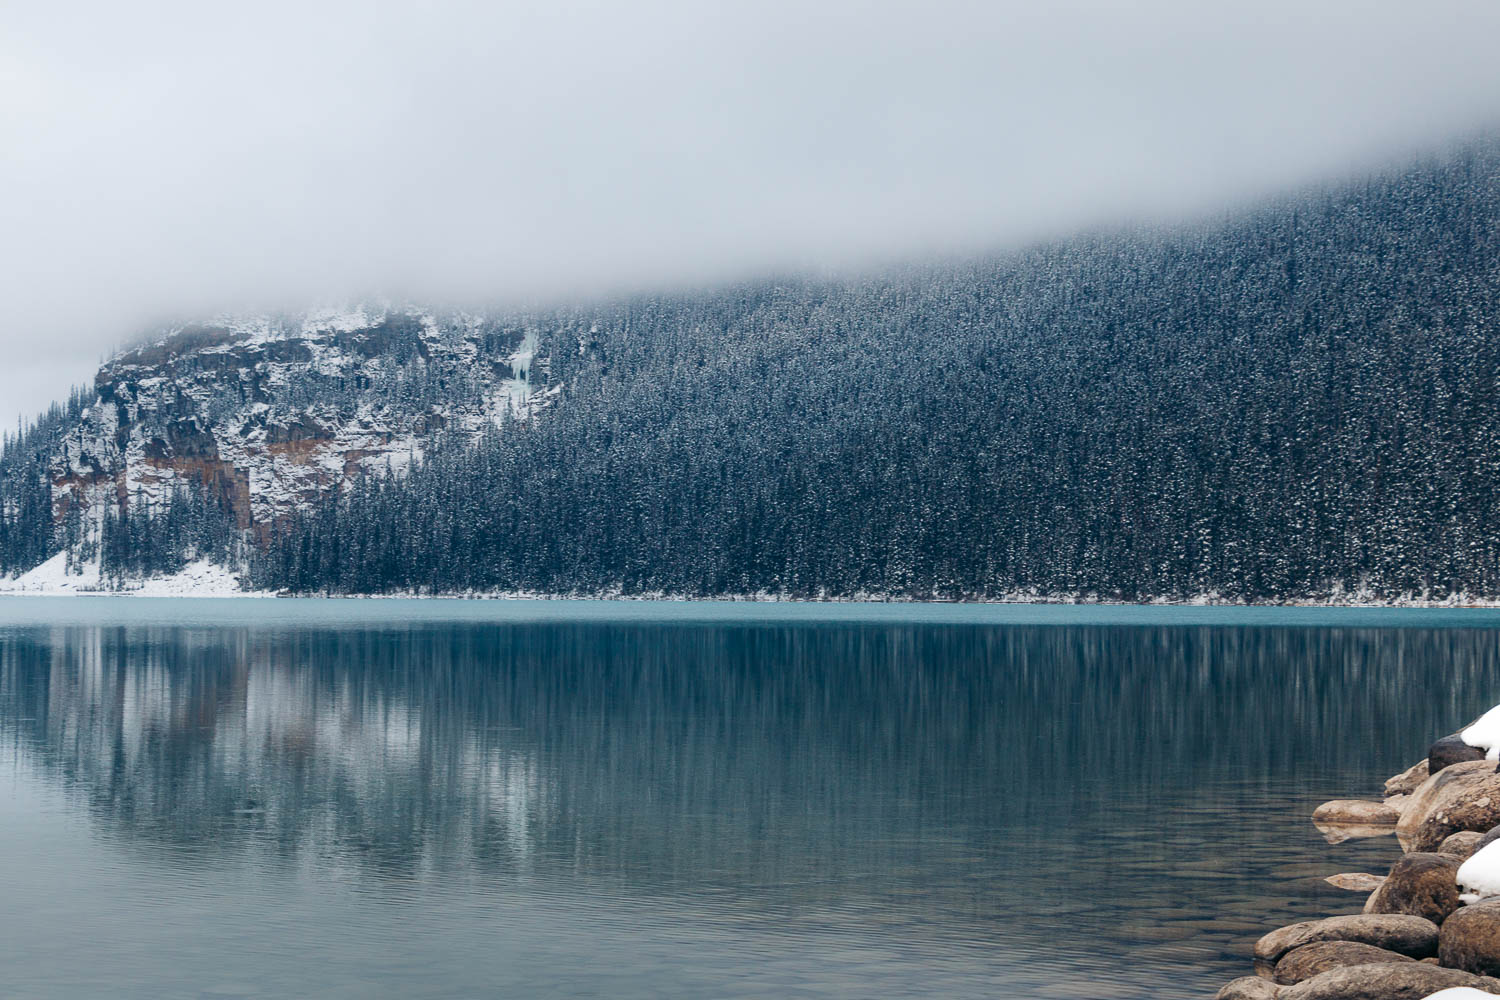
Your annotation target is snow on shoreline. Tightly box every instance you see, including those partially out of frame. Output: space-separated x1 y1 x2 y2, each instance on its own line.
5 553 1500 606
0 552 271 598
4 568 1500 606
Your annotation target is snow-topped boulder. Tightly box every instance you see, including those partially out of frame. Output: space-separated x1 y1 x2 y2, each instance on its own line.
1459 842 1500 905
1465 709 1500 762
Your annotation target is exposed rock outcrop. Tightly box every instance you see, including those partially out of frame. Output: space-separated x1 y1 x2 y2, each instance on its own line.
44 308 556 550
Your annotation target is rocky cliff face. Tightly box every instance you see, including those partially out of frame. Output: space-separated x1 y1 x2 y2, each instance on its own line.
49 306 556 543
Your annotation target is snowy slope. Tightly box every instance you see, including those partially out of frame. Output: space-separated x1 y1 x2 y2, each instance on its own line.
0 551 103 594
7 304 559 591
0 552 261 597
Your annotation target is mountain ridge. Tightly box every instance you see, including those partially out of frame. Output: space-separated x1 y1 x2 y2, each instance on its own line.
6 139 1500 601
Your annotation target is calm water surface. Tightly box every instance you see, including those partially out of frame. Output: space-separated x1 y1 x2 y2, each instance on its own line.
5 599 1500 999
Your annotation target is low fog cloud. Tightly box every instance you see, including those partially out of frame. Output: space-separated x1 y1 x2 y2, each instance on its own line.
3 0 1500 426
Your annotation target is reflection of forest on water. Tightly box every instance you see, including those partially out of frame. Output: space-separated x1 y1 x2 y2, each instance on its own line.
5 621 1500 931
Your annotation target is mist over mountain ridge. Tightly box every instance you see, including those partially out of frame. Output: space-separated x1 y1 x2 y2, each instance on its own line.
5 138 1500 600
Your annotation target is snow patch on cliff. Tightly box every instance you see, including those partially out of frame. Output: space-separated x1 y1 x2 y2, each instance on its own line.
300 305 387 335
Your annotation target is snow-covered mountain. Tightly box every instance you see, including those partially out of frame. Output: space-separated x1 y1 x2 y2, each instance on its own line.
6 305 558 590
9 141 1500 602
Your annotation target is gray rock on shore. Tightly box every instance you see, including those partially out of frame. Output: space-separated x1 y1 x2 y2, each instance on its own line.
1255 915 1441 963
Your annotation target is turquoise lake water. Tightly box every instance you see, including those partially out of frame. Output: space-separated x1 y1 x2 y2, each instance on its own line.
4 598 1500 998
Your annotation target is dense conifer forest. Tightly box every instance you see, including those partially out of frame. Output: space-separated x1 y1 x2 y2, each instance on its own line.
8 141 1500 600
0 388 89 578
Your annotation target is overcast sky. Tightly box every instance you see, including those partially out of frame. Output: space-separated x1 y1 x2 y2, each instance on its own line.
3 0 1500 429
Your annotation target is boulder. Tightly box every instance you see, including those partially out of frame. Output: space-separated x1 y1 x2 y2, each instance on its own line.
1389 760 1432 797
1272 941 1414 984
1398 761 1500 853
1328 874 1387 892
1363 853 1464 924
1441 901 1500 975
1431 734 1489 774
1255 915 1441 963
1443 832 1490 859
1420 988 1500 998
1316 800 1403 826
1217 976 1282 999
1278 962 1500 998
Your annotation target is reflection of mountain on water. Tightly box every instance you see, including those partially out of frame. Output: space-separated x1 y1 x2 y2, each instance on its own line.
5 625 1020 895
5 620 1500 929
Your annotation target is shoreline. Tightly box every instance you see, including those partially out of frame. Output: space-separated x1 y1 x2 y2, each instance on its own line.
7 589 1500 607
1217 722 1500 998
10 552 1500 607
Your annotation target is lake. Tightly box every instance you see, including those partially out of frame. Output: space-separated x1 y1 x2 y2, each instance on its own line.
4 599 1500 999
